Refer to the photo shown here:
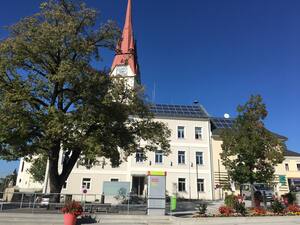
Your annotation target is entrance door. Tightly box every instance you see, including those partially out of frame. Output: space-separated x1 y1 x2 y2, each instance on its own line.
132 176 145 196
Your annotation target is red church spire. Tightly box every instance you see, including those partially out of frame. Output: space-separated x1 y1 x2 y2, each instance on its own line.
111 0 139 76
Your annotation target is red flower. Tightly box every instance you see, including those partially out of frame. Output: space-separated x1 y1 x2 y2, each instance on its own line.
219 206 234 216
61 201 83 217
287 204 300 213
252 207 267 216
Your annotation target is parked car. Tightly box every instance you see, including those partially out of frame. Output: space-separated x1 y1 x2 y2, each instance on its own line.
241 183 274 201
35 195 50 207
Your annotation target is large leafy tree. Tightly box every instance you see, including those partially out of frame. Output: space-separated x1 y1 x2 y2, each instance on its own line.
0 0 170 196
220 95 285 200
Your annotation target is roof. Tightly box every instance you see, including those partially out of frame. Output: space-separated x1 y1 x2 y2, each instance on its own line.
150 104 209 119
285 149 300 157
211 117 287 140
111 0 139 75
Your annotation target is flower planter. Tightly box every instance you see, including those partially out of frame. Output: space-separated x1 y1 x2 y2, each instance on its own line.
64 213 77 225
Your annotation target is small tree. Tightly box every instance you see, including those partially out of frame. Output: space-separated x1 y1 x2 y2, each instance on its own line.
0 0 171 199
220 95 285 205
0 169 17 192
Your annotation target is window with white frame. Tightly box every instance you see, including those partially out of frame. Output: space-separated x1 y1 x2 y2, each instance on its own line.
82 178 91 190
178 151 185 164
195 127 202 139
178 178 186 192
297 164 300 171
177 126 185 139
136 151 144 163
285 163 289 171
155 151 163 164
197 178 205 192
196 152 203 165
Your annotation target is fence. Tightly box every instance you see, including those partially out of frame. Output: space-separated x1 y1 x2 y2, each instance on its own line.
0 192 147 215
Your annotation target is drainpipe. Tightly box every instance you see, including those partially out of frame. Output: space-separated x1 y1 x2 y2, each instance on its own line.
188 146 191 200
208 121 215 200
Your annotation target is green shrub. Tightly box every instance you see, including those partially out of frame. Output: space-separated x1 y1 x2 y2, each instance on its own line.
235 201 247 216
196 202 208 215
282 192 296 205
271 199 285 214
224 194 237 208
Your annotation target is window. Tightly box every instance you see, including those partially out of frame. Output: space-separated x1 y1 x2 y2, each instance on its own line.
178 178 186 192
111 178 119 182
285 163 289 171
197 179 205 192
136 151 144 163
63 182 67 189
82 178 91 190
21 161 25 172
196 152 203 165
297 164 300 171
195 127 202 139
178 151 185 164
177 126 185 139
155 151 163 164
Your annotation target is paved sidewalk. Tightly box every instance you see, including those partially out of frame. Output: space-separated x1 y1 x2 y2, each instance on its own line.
0 213 299 225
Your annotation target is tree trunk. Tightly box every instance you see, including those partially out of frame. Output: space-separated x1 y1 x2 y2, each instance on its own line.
47 144 82 203
48 146 62 203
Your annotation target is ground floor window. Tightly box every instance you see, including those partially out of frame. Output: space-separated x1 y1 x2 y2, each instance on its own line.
197 178 204 192
82 178 91 190
178 178 186 192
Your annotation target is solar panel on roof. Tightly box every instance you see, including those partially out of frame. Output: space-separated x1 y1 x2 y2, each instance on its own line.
149 104 209 118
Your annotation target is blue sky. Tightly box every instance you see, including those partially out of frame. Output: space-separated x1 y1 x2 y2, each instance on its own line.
0 0 299 177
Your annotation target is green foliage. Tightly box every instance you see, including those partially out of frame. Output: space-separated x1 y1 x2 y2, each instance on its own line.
196 202 208 215
271 199 285 214
224 194 236 208
0 169 17 192
27 156 47 183
234 201 247 216
220 95 285 188
0 0 171 194
224 194 247 216
282 192 296 205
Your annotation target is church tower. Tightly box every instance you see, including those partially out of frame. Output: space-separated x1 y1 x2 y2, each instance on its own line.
110 0 140 89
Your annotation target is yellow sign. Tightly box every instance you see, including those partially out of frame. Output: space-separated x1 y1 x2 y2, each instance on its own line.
148 171 166 176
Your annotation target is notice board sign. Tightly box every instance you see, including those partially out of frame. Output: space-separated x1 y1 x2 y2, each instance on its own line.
147 171 166 216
